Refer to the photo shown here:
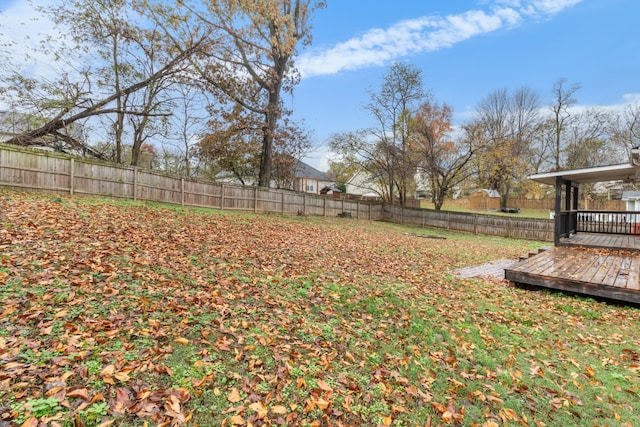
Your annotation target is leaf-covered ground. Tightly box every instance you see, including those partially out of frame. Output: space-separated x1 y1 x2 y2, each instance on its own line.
1 190 639 427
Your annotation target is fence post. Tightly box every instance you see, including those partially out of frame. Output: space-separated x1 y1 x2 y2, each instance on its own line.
447 212 451 231
323 197 327 217
180 178 185 206
474 214 478 235
303 194 306 214
281 191 285 215
221 184 225 210
69 158 74 195
508 217 513 238
254 187 258 213
133 168 138 201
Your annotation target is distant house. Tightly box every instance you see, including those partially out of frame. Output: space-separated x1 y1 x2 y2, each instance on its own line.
344 170 383 199
291 159 334 195
622 191 640 211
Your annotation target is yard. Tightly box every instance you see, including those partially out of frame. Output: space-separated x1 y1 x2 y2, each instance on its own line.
419 200 551 220
1 189 638 426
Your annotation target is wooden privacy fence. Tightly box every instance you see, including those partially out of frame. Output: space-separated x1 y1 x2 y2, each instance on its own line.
506 197 624 211
0 144 382 220
383 204 554 242
0 143 556 241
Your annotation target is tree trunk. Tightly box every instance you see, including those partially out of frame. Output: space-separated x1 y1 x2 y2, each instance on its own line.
258 120 273 187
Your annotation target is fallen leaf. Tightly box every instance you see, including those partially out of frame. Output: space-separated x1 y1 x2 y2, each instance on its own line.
316 379 333 392
67 388 90 401
249 401 267 418
227 387 242 403
271 405 288 414
229 415 244 425
21 417 38 427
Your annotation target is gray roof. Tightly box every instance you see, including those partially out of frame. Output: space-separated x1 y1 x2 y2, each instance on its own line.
294 159 331 180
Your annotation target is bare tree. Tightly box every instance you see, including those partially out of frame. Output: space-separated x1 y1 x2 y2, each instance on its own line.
364 62 426 205
564 107 614 170
609 103 640 159
471 87 542 209
550 78 580 170
163 84 209 177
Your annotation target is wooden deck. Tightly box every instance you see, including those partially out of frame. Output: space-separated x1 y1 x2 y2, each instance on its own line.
505 246 640 304
560 232 640 251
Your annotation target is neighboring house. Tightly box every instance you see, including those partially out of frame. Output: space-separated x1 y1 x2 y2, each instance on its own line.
593 180 624 200
216 158 334 194
291 159 334 195
622 191 640 211
344 169 383 199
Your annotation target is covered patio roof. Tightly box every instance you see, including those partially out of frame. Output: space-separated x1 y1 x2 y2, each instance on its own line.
529 163 638 185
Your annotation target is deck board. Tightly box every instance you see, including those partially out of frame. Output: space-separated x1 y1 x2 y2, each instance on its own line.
560 233 640 251
505 246 640 304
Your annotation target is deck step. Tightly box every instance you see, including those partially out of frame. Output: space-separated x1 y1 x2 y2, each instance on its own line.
519 246 553 262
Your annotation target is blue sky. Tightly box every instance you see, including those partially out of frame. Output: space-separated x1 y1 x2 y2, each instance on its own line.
292 0 640 170
1 0 639 172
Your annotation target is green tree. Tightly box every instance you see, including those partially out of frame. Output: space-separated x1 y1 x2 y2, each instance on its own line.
550 78 580 170
327 160 357 193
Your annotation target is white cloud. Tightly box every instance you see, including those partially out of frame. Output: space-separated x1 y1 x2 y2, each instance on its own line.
298 0 584 78
528 0 584 15
622 93 640 105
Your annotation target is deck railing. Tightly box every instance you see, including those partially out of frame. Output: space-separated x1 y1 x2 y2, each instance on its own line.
558 211 577 238
576 210 640 235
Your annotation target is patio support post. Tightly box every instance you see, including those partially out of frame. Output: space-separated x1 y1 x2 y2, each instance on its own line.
554 177 563 246
565 180 572 212
572 181 579 235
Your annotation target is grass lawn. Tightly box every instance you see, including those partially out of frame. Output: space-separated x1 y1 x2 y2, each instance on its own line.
1 189 638 427
420 201 551 220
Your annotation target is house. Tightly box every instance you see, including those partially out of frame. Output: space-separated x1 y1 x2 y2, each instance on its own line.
344 169 383 199
621 190 640 211
291 159 334 195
